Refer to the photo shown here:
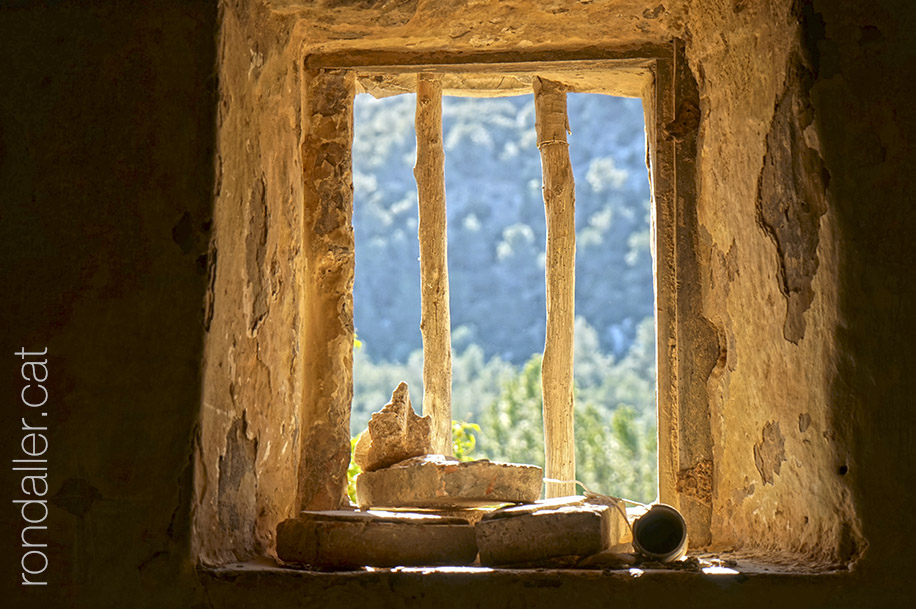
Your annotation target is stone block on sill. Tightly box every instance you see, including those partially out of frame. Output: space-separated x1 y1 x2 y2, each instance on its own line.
475 496 628 566
276 510 477 569
355 454 542 509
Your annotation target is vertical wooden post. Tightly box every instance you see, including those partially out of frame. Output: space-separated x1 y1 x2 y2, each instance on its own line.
652 53 679 513
298 69 355 511
534 77 576 498
414 74 452 456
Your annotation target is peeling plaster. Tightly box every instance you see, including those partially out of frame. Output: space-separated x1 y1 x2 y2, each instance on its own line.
245 175 270 336
218 414 259 549
753 421 786 486
755 57 829 344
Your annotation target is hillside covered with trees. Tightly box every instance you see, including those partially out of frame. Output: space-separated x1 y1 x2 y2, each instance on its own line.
351 91 658 502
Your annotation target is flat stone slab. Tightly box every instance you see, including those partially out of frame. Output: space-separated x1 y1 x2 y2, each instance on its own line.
381 507 494 526
276 510 477 568
355 454 542 508
475 496 628 566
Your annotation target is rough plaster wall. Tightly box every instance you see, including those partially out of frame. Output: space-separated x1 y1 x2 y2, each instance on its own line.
194 0 304 563
682 0 865 564
0 1 215 606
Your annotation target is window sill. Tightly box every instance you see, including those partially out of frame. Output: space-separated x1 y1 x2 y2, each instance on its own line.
198 553 855 608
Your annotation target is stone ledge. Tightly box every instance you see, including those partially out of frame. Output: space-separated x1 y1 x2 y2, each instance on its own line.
276 510 477 568
198 559 856 609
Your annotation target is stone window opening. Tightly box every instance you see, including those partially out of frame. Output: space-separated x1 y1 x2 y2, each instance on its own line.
192 7 871 585
349 82 657 505
294 48 698 540
197 43 724 571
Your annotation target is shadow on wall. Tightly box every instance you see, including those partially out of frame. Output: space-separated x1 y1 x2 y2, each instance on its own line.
811 0 916 578
0 1 217 605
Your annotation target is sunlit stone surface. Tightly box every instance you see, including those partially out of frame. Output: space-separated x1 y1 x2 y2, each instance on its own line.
276 510 477 568
476 497 627 566
356 455 542 508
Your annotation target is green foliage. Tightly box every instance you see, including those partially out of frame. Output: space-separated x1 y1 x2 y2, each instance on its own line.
452 420 480 462
478 354 546 467
352 93 653 365
351 316 659 504
347 435 362 504
473 322 658 504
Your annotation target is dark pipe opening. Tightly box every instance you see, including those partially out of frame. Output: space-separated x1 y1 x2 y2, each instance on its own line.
633 505 686 556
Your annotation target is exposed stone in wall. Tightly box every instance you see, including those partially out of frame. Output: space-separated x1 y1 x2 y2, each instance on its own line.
753 421 786 486
756 57 829 344
676 459 713 505
297 68 356 511
217 415 259 552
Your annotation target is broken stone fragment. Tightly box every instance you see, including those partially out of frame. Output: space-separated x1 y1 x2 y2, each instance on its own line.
276 510 477 568
353 382 432 472
356 454 542 509
475 496 627 566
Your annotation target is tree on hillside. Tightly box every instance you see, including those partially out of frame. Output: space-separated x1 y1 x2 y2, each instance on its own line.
475 345 657 504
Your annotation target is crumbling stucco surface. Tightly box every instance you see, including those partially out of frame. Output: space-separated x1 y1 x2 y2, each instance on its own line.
682 0 865 566
195 0 304 563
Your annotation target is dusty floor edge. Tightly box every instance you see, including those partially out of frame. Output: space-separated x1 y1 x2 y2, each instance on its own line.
199 551 854 579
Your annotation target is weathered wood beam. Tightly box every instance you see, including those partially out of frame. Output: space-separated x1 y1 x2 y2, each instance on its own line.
414 74 453 456
534 77 576 498
297 69 356 511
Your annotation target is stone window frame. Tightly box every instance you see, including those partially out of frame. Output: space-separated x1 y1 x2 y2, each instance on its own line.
296 42 709 545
